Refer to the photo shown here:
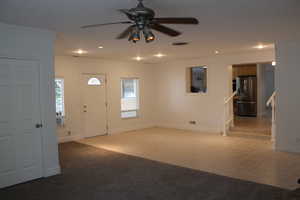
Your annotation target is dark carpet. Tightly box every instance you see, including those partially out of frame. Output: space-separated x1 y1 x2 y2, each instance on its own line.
0 142 293 200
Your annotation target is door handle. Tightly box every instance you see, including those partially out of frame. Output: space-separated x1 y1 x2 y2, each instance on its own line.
35 123 43 128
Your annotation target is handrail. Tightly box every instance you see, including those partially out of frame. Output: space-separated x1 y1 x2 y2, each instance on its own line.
267 91 276 106
225 91 237 104
223 91 237 136
266 91 276 142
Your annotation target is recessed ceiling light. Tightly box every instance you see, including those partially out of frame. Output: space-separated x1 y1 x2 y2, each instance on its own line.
133 56 143 61
254 44 266 49
98 46 104 49
215 50 219 54
73 49 87 54
154 53 166 58
272 61 276 66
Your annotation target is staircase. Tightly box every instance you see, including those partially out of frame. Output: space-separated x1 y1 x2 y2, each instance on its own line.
228 118 271 140
223 91 276 141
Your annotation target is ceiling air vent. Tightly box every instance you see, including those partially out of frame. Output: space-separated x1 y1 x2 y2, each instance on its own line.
172 42 189 46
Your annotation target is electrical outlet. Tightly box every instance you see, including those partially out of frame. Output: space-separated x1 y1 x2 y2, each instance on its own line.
189 121 196 125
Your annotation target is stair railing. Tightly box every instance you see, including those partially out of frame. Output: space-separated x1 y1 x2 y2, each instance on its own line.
223 91 237 136
266 91 276 141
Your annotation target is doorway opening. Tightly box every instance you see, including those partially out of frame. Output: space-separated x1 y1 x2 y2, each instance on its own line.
230 62 275 138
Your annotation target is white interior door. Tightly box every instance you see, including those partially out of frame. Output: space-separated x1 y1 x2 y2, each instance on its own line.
0 58 42 188
82 74 108 138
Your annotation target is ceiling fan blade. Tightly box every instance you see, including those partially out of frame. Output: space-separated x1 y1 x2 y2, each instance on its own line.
116 25 135 39
118 9 137 18
150 24 181 37
153 18 199 25
81 21 132 29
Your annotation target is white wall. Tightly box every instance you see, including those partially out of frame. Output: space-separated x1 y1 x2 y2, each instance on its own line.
154 50 274 133
55 56 156 142
257 63 275 117
56 45 300 154
275 40 300 153
0 22 60 177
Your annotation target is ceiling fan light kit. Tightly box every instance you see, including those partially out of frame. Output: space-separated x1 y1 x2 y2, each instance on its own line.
143 27 155 43
129 26 141 42
81 0 199 43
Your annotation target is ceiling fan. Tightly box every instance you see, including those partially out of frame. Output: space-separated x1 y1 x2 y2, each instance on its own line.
81 0 199 43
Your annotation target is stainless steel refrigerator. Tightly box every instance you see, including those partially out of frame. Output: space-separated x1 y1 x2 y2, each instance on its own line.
236 75 257 117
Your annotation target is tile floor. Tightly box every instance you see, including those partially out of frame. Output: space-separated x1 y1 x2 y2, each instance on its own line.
79 127 300 190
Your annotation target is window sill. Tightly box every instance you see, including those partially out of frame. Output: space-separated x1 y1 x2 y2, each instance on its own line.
185 92 208 96
121 117 139 120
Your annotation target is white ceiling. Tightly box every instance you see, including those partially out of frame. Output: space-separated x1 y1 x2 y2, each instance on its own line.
0 0 299 62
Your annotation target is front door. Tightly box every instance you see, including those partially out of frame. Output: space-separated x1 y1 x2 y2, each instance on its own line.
0 58 42 188
82 74 108 138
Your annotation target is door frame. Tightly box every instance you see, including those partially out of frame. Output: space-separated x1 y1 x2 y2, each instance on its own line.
80 73 109 137
0 56 44 187
228 61 276 145
0 47 61 181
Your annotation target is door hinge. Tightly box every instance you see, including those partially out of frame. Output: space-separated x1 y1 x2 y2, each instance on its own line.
35 123 43 128
105 102 108 107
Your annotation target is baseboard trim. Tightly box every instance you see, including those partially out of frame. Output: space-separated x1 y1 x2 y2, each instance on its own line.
44 166 61 177
275 143 300 154
58 135 83 143
58 125 156 142
58 124 220 141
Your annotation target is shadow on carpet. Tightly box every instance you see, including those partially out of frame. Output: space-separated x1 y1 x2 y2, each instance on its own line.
0 142 291 200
